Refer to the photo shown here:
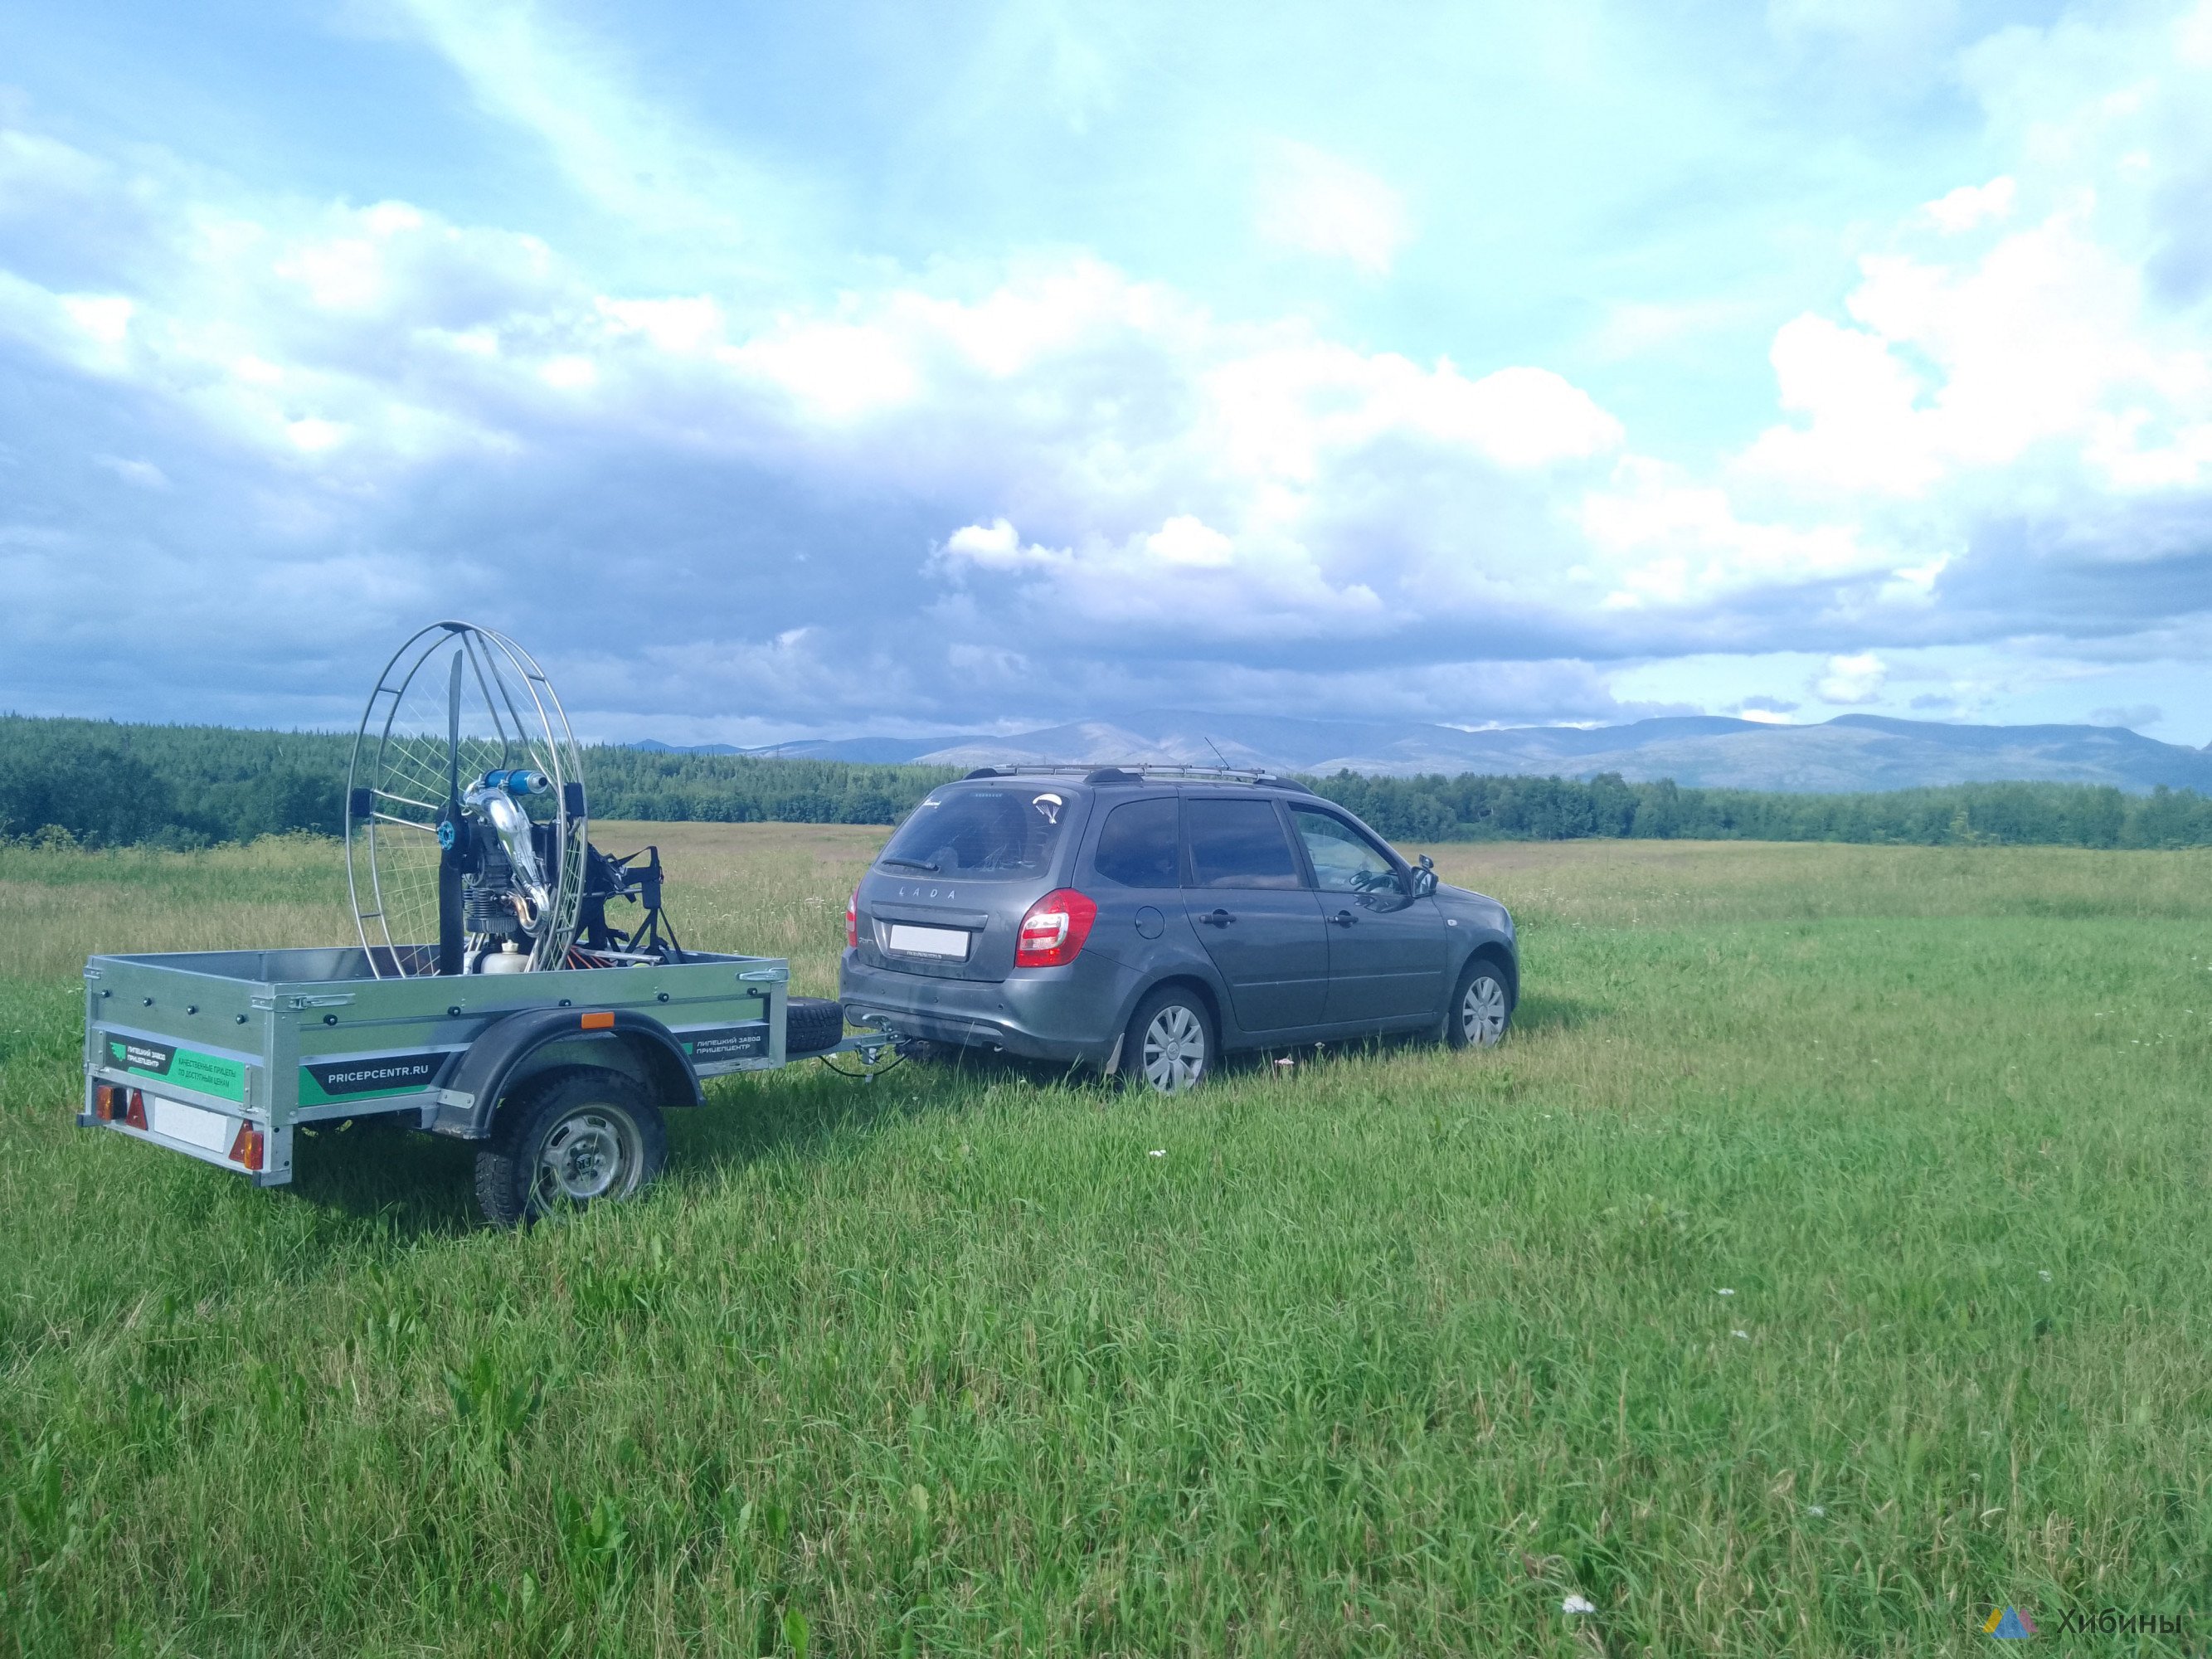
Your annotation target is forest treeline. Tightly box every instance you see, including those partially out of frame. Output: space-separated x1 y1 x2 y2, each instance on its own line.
8 712 2212 851
0 716 956 848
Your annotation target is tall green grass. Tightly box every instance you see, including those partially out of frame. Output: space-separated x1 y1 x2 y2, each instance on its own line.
1 833 2206 1654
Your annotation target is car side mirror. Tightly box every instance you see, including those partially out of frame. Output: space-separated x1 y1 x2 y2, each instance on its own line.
1411 855 1437 898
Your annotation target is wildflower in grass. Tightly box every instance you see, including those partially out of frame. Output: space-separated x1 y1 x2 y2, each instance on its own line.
1806 1506 1825 1516
1733 1330 1749 1339
1148 1148 1164 1158
1562 1594 1596 1614
2039 1270 2052 1282
1717 1287 1735 1296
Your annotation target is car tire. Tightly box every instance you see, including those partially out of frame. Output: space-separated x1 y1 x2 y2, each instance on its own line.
785 996 846 1057
1121 985 1216 1095
474 1065 668 1228
1446 957 1513 1049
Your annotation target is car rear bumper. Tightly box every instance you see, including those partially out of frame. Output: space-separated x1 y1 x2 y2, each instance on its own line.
839 951 1137 1067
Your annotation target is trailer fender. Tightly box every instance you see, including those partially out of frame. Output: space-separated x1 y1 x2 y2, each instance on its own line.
435 1007 704 1140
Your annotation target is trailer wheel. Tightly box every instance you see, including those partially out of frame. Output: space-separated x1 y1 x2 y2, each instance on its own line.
785 996 846 1057
474 1065 668 1228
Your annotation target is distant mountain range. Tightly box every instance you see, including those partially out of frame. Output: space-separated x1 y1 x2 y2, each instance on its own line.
631 712 2212 795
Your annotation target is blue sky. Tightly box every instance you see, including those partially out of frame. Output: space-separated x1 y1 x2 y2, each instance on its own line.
4 0 2212 743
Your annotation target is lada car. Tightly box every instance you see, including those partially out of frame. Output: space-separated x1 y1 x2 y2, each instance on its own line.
839 766 1517 1092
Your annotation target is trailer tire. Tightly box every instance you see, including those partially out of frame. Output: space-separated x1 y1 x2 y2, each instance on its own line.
474 1064 668 1228
785 997 846 1058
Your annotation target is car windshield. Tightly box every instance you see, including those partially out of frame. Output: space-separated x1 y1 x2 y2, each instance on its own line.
879 787 1068 881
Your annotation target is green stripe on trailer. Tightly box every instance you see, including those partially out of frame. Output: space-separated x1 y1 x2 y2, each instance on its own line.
298 1051 457 1107
105 1036 247 1103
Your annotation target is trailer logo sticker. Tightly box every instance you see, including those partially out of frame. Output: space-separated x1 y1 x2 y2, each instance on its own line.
680 1024 771 1065
300 1051 457 1104
105 1036 248 1102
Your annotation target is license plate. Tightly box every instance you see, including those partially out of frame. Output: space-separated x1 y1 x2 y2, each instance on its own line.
886 924 970 960
150 1096 233 1152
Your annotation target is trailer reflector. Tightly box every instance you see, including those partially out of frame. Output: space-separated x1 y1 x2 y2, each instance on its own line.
94 1082 119 1121
229 1121 265 1172
124 1088 148 1130
580 1011 615 1030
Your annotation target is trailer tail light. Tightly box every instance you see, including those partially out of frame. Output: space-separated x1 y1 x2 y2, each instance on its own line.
124 1088 148 1130
580 1011 615 1030
1015 889 1098 967
229 1121 265 1172
94 1082 119 1121
846 889 859 950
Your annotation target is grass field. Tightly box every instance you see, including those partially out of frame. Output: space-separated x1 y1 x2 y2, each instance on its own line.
2 827 2208 1655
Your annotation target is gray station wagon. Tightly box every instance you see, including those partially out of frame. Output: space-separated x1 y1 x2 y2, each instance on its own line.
839 766 1517 1092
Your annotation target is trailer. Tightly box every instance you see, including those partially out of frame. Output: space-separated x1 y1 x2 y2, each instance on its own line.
79 945 882 1225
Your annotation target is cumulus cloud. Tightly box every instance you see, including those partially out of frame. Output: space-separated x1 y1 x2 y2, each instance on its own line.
1922 176 2015 233
4 0 2212 738
1252 140 1411 275
1815 651 1888 703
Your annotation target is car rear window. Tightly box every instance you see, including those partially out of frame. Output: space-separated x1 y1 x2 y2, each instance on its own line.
1091 796 1179 888
1185 798 1302 888
879 786 1068 881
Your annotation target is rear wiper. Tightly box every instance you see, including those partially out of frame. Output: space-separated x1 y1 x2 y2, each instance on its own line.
880 856 941 872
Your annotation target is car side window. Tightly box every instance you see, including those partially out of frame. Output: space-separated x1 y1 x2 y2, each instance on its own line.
1184 798 1304 888
1091 796 1180 888
1290 807 1407 904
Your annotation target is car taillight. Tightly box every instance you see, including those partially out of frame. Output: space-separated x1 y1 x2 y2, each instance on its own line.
846 888 859 950
1015 888 1098 967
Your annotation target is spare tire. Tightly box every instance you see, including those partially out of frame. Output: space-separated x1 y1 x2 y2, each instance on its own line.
785 996 846 1057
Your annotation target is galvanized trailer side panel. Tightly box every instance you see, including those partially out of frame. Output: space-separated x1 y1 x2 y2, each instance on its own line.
83 947 792 1187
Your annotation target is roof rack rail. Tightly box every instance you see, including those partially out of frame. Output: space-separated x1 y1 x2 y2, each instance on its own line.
957 761 1312 792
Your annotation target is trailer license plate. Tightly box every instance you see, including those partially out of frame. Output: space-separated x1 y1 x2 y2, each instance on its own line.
150 1096 232 1152
887 924 969 960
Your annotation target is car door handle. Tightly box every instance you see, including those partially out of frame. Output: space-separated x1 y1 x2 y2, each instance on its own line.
1201 908 1235 927
1329 910 1358 927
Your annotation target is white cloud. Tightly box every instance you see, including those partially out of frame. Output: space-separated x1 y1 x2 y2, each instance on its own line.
597 294 724 354
726 320 919 419
1816 651 1888 703
285 417 348 452
538 355 599 390
941 518 1067 571
1145 515 1233 567
1922 176 2015 233
1582 457 1878 609
61 294 133 343
1253 140 1410 275
1743 208 2212 498
8 0 2212 739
